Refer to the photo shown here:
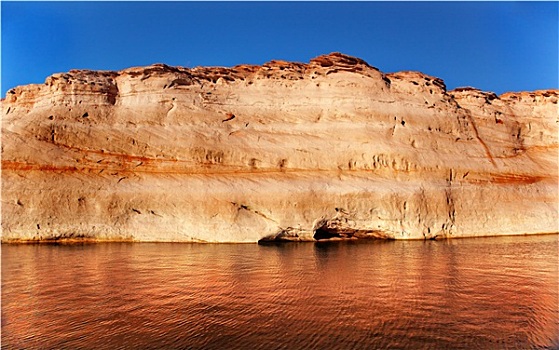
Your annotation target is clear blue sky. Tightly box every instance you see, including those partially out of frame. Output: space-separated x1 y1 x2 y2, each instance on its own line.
2 1 558 97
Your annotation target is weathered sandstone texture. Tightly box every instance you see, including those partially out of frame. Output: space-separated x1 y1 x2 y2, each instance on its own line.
2 53 558 242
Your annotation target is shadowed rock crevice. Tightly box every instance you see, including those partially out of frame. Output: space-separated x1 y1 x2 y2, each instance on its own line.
313 225 343 240
312 224 397 241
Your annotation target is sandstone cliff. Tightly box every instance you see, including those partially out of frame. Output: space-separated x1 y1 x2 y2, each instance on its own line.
2 53 557 242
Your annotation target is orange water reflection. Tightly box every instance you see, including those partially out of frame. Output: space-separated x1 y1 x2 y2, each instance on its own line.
2 235 558 349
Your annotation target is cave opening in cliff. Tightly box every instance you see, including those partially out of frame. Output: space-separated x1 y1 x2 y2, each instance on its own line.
313 226 342 240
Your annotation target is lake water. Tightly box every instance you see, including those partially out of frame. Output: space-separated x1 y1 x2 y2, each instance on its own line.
2 235 558 349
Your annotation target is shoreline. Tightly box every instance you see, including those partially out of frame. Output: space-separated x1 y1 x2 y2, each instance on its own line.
2 231 557 245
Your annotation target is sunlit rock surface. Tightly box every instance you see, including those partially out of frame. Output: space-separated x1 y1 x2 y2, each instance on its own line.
2 53 557 242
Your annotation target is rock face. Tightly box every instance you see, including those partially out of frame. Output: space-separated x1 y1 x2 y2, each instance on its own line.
2 53 558 242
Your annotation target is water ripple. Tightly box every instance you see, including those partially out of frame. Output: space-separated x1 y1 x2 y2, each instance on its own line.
2 235 558 349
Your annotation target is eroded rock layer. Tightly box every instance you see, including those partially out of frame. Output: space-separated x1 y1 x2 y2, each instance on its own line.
2 53 558 242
